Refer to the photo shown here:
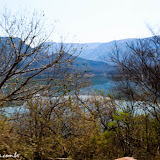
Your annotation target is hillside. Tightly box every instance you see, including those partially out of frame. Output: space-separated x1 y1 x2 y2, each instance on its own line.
44 37 154 62
0 37 114 76
2 36 156 76
73 56 113 75
79 38 139 61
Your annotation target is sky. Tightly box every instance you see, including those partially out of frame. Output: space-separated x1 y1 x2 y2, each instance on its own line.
0 0 160 43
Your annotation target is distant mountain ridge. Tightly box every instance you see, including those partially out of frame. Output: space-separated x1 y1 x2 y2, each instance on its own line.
45 36 154 62
78 38 142 61
0 37 114 75
1 36 155 76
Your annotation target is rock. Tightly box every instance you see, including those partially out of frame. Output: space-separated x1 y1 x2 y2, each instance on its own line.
115 157 136 160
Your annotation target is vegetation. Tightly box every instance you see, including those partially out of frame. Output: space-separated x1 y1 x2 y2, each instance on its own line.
0 10 160 160
0 10 86 107
2 92 160 160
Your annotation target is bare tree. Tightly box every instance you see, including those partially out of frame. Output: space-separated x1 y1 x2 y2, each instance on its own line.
0 10 84 107
111 33 160 120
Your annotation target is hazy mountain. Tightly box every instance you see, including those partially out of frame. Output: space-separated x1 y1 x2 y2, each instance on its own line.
3 36 155 76
72 56 114 75
79 38 138 61
0 37 114 75
44 37 151 63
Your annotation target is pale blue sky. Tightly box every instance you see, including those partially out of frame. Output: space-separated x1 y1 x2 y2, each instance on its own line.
0 0 160 43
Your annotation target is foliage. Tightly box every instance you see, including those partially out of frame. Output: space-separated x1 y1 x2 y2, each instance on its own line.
1 10 160 160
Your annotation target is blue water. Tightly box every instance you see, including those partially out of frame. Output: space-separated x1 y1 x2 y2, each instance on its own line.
3 76 115 115
81 76 115 94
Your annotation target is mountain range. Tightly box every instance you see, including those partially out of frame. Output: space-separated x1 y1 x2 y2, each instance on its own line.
45 37 149 62
43 37 144 75
0 36 154 75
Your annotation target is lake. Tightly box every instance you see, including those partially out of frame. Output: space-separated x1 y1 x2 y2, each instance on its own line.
81 76 115 94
